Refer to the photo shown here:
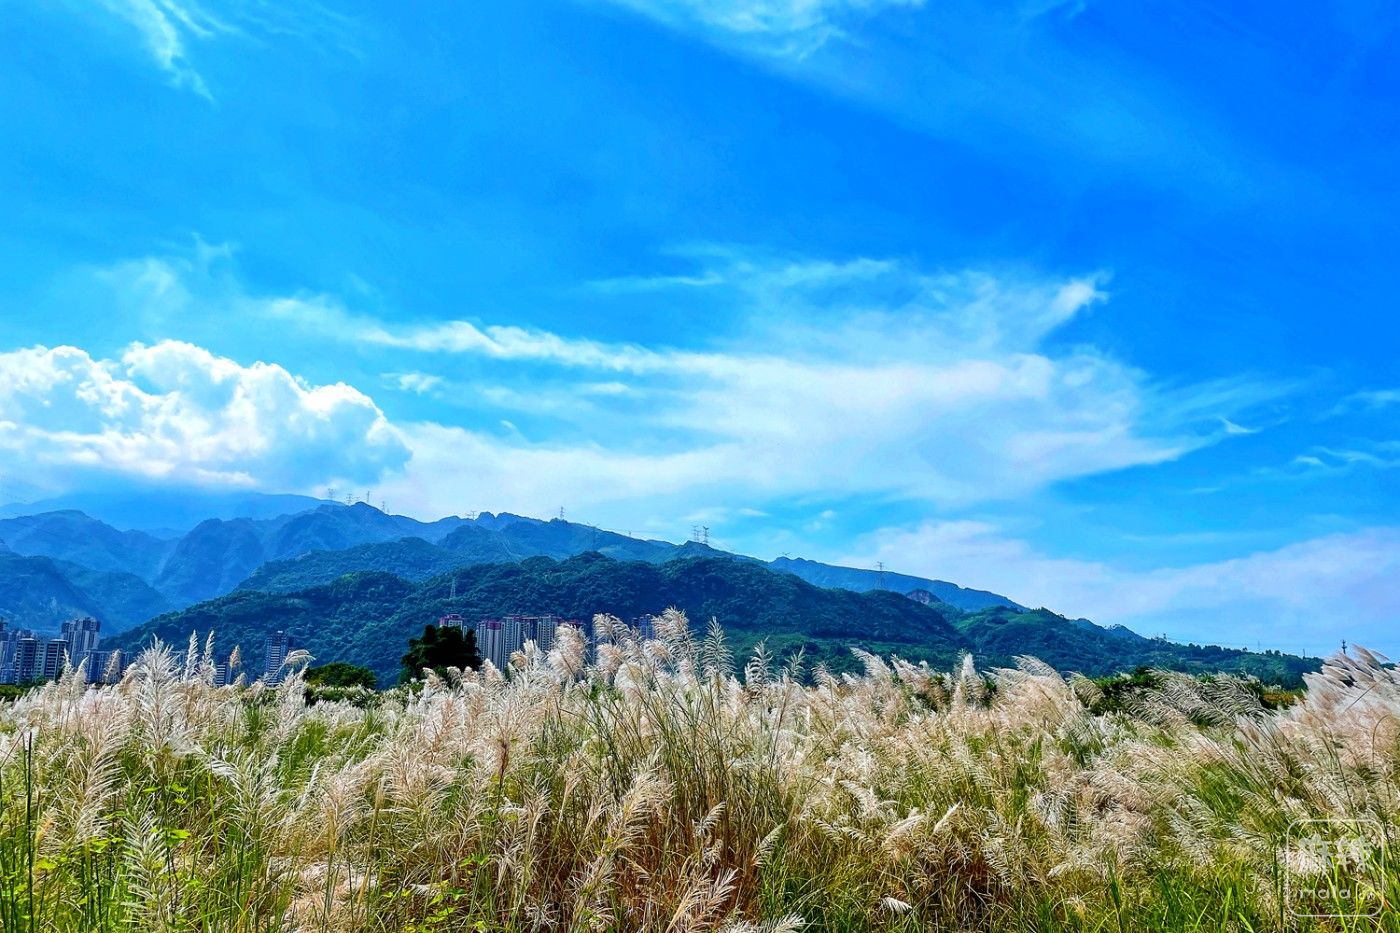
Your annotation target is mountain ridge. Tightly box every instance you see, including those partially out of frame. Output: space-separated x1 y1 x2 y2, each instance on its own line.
110 553 1319 688
0 501 1033 630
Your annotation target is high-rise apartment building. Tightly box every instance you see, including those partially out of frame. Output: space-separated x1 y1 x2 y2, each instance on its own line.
477 618 506 669
61 617 101 670
263 631 295 684
38 639 69 681
87 649 127 684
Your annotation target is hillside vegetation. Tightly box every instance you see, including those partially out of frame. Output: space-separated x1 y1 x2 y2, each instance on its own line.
1 615 1392 931
0 548 171 631
113 553 1317 688
114 555 969 685
0 501 1044 633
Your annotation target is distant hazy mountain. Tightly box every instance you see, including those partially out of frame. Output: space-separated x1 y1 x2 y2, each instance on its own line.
0 490 337 534
767 557 1024 612
0 510 176 579
113 553 1318 689
234 512 1018 614
154 504 469 606
0 547 171 632
240 518 677 593
0 496 1044 639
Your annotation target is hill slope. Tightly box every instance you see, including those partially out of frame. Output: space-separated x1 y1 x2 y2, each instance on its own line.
234 516 1016 614
0 490 337 534
239 521 679 593
0 501 1035 628
0 548 172 632
115 554 968 685
113 553 1317 688
153 503 469 605
956 606 1318 685
768 557 1024 611
0 510 175 579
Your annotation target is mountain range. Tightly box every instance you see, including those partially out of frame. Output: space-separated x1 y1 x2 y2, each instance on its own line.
0 498 1020 632
108 552 1318 688
0 492 1320 687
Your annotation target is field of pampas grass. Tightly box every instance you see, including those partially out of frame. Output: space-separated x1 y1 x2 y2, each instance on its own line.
1 610 1395 932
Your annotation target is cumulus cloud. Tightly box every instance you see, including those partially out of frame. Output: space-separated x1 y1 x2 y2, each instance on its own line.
595 0 926 57
0 341 408 491
844 520 1400 655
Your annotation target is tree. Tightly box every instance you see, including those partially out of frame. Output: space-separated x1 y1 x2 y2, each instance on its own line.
400 624 482 683
304 662 377 690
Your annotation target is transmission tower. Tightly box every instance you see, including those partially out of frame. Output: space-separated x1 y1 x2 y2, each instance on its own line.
876 561 886 590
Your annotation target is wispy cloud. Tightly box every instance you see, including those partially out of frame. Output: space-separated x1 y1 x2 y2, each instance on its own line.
384 371 444 396
592 0 1287 204
89 243 1284 519
1330 388 1400 415
77 0 358 98
844 520 1400 656
1283 444 1400 476
93 0 225 97
594 0 926 59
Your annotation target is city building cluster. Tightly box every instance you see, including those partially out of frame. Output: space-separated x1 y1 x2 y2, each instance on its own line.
0 616 127 685
437 612 656 669
439 613 582 668
0 611 656 690
0 616 302 688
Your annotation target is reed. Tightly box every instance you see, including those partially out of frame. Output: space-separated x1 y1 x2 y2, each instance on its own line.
0 611 1394 931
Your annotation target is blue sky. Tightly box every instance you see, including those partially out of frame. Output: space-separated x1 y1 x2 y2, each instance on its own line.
1 0 1397 654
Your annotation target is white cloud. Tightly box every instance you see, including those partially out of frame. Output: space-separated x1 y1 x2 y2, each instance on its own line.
76 0 357 97
85 245 1279 521
844 521 1400 656
91 0 217 96
1279 444 1400 476
376 422 736 522
279 253 1269 512
1219 417 1258 435
0 341 408 491
595 0 926 58
1331 387 1400 415
385 371 444 396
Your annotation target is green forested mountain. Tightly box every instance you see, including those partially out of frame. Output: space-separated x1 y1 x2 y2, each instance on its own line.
238 522 679 593
153 504 469 605
238 537 467 592
0 502 1328 686
955 606 1318 685
114 554 968 685
0 548 172 632
112 553 1318 688
0 501 1037 635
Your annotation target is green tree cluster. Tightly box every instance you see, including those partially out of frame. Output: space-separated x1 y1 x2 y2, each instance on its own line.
399 624 482 683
